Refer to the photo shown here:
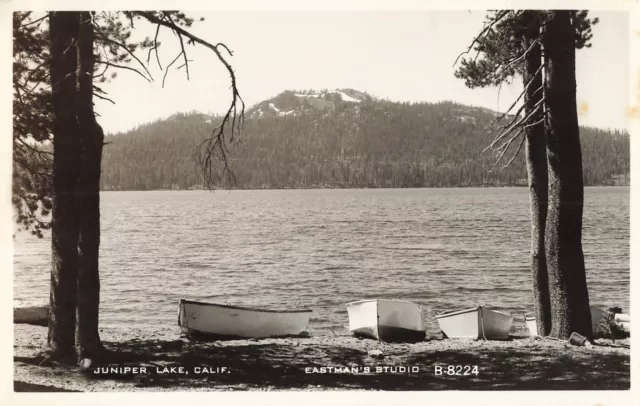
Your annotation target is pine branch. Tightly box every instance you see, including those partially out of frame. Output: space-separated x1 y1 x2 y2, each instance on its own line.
166 14 190 80
15 138 53 157
502 130 527 167
488 129 524 171
93 92 115 104
520 116 545 131
162 52 183 87
502 39 540 72
485 98 544 152
93 60 110 79
20 13 49 28
146 23 163 70
452 10 510 67
487 38 541 82
493 64 543 124
96 34 154 81
134 11 245 188
95 61 151 82
22 60 49 86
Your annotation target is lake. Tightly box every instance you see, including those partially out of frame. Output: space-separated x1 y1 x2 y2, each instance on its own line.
13 187 630 336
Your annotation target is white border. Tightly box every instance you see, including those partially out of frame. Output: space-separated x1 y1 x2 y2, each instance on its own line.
1 1 638 405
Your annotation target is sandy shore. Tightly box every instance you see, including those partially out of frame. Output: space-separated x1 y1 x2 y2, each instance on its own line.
14 324 630 391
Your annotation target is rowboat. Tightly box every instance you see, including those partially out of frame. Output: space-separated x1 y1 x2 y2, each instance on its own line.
589 307 631 334
525 312 537 335
14 305 48 326
526 306 631 337
526 310 631 336
178 299 312 339
615 314 631 334
346 299 426 342
436 306 513 339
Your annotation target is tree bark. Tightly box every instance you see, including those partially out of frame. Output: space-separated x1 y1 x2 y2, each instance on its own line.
47 11 81 358
523 15 551 337
76 11 104 360
543 11 592 339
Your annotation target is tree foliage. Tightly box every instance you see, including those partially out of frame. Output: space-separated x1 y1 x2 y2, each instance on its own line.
13 12 53 237
13 11 243 238
454 11 598 89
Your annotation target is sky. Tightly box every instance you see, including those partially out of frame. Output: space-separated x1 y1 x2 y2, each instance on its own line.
93 10 631 134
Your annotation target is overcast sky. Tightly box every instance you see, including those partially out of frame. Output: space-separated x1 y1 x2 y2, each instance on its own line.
87 10 629 134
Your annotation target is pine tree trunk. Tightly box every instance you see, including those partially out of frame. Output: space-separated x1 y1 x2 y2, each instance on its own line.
76 11 104 361
523 16 551 336
47 11 81 358
543 11 592 339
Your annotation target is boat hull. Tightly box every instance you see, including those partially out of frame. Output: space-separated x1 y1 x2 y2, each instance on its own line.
347 299 426 342
178 299 312 339
525 313 537 336
436 306 513 339
14 305 48 326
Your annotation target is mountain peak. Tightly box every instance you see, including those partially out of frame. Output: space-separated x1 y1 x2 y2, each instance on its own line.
248 88 372 119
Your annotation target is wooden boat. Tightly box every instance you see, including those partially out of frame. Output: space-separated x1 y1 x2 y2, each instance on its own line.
14 305 48 326
526 307 631 337
525 312 537 335
589 307 631 334
615 314 631 334
436 306 513 339
178 299 312 339
346 299 426 342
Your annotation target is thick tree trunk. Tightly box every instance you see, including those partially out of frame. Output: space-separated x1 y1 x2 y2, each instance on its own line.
76 11 104 361
543 11 592 339
47 11 81 358
523 16 551 337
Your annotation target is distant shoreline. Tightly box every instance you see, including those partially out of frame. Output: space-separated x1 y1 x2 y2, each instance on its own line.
99 184 631 192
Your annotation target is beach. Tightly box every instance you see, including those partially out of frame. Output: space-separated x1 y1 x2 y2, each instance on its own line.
14 324 630 391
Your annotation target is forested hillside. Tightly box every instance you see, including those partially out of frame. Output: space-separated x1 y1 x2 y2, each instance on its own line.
100 89 630 190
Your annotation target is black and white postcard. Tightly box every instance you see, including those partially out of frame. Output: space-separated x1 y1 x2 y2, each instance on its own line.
2 0 638 404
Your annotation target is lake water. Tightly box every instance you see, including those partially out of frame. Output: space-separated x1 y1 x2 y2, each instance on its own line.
13 187 630 336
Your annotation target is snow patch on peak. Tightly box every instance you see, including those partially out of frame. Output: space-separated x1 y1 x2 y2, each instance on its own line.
337 91 361 103
268 102 296 117
294 92 326 99
293 89 364 103
269 103 280 113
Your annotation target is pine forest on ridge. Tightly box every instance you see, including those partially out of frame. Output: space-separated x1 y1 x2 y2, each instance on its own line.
100 89 630 191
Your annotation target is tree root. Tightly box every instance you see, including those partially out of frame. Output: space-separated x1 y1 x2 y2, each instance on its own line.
35 345 77 366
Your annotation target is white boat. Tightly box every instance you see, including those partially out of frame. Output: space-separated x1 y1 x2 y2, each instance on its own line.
524 306 631 337
527 307 631 337
589 307 631 334
178 299 312 339
346 299 426 342
436 306 513 339
525 312 537 335
14 305 48 326
615 315 631 334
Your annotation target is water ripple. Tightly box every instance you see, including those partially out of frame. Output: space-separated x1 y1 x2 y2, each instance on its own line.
13 187 630 336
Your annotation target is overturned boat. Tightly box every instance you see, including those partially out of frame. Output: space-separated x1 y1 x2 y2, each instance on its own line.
178 299 312 339
436 305 513 339
14 305 48 326
346 299 426 342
